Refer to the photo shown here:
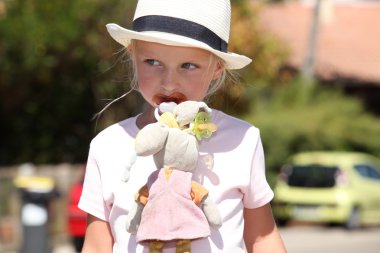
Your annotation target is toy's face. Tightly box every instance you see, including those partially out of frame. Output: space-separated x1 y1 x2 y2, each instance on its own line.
155 128 199 172
137 101 217 172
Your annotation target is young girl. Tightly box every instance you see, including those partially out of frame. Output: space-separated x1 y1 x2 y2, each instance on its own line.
79 0 286 252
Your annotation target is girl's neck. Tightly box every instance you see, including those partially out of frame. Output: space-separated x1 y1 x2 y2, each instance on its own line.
136 107 156 129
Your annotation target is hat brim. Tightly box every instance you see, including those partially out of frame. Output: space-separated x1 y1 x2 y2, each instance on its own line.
106 23 252 70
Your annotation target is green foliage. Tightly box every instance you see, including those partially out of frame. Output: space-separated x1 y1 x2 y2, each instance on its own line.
243 78 380 175
0 0 140 164
211 1 289 115
230 2 289 84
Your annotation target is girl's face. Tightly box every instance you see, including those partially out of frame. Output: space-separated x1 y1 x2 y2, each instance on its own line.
131 40 224 107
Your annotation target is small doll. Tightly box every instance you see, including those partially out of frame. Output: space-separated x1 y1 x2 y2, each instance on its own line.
126 101 222 253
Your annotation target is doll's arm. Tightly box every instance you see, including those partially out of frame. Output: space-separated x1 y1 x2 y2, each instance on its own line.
125 201 144 234
191 181 222 229
125 185 149 234
201 195 222 229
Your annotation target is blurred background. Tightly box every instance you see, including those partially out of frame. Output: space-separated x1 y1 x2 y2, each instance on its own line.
1 0 380 252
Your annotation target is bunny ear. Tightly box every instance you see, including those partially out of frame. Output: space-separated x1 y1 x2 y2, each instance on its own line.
135 122 169 156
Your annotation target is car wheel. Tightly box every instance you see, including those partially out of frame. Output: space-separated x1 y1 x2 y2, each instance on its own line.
345 207 361 230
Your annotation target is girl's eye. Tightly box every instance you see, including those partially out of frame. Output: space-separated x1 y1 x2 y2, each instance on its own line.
145 59 160 66
182 63 197 70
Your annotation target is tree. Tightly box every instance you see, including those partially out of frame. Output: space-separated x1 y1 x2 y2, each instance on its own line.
244 79 380 182
210 1 289 114
0 0 140 164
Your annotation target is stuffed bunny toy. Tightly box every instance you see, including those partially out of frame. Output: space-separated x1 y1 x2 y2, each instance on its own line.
126 101 222 253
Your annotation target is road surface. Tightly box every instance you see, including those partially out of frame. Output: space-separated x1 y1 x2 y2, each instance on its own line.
52 225 380 253
280 225 380 253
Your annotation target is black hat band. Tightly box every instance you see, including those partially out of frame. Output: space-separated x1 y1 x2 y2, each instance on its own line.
133 15 228 52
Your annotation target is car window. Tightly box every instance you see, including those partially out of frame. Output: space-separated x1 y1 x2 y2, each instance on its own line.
287 165 338 188
354 164 380 181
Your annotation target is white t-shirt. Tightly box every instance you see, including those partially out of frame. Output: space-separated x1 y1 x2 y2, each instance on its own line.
79 109 274 253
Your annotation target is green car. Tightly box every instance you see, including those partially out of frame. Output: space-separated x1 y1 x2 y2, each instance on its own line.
272 151 380 229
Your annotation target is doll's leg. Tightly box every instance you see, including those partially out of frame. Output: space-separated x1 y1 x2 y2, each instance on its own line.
149 240 165 253
176 239 191 253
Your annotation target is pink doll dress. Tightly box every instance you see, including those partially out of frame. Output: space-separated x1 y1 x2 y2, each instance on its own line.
136 168 211 243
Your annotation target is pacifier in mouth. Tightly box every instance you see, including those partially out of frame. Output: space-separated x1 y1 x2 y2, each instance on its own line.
153 93 187 121
154 102 177 121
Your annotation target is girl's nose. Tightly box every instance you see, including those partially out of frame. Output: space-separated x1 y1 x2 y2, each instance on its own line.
161 69 179 92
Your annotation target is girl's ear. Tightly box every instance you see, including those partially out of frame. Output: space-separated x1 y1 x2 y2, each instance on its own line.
127 44 133 53
212 61 225 80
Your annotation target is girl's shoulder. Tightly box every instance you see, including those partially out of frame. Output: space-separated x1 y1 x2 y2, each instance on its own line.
212 109 259 133
210 109 261 148
90 115 139 146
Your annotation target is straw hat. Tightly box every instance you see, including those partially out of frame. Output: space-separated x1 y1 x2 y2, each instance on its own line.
106 0 252 69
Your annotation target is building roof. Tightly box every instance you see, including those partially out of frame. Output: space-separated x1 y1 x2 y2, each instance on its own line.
257 1 380 83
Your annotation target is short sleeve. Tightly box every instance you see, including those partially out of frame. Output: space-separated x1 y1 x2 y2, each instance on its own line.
78 140 110 221
242 134 274 209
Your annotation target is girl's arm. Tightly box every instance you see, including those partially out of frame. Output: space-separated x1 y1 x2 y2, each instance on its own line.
81 214 113 253
243 204 287 253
